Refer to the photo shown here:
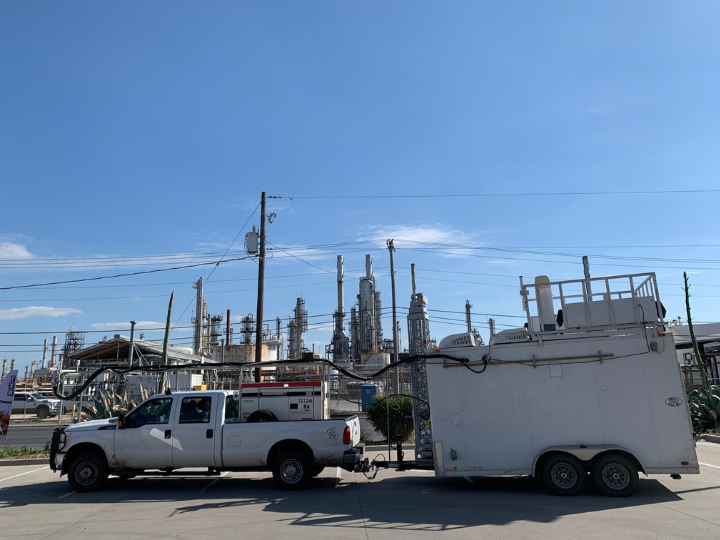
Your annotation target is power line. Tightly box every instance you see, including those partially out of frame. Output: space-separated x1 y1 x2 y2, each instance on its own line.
0 257 254 291
278 189 720 199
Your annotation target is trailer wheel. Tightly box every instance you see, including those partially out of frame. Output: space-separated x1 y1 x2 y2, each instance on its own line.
541 454 587 496
273 450 311 490
592 454 638 497
36 406 49 419
311 465 325 477
67 453 109 493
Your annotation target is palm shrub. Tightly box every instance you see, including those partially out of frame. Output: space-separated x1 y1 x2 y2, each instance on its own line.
80 386 149 421
365 394 414 442
688 385 720 432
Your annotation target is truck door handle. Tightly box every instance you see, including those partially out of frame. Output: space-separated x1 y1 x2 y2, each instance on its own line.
206 429 213 439
164 430 171 439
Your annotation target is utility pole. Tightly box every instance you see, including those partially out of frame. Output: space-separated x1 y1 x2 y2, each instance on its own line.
254 192 267 382
488 318 495 338
128 321 137 369
387 239 400 392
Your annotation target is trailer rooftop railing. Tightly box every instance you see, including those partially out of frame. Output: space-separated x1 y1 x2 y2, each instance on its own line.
518 272 665 337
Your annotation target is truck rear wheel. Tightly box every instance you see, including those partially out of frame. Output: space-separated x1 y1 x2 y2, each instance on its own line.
273 450 311 490
67 453 109 493
541 454 587 496
36 406 49 419
592 454 638 497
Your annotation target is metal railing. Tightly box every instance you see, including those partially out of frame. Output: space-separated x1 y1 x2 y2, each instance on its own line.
518 272 664 337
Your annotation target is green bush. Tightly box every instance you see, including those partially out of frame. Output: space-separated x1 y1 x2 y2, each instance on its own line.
365 394 414 442
689 385 720 432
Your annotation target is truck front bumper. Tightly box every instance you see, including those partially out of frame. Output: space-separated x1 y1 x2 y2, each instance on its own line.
52 452 65 473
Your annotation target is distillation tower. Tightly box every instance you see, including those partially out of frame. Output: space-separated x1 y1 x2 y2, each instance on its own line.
331 255 350 362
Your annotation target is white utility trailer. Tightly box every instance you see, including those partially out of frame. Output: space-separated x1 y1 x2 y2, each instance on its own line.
378 272 698 497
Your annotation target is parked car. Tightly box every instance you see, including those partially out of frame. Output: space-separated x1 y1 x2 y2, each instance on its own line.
12 392 62 419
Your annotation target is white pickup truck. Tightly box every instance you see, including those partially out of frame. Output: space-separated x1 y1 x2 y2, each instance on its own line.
50 390 363 492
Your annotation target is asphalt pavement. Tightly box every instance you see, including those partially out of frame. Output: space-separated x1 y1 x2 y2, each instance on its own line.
1 424 58 448
0 442 719 539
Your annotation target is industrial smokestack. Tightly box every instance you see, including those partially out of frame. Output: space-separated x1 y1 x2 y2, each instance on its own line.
42 339 48 369
365 254 372 278
50 336 57 369
465 300 472 333
226 309 231 347
411 263 416 296
10 359 15 372
337 255 344 316
1 358 6 379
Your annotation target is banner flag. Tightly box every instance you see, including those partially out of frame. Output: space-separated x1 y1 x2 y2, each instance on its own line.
0 370 18 440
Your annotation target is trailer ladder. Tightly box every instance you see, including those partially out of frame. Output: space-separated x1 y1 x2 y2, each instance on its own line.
410 358 434 467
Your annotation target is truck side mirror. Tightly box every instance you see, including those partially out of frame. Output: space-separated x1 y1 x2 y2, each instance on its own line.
117 413 125 429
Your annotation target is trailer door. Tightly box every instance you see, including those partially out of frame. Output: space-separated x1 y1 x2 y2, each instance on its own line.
172 395 217 468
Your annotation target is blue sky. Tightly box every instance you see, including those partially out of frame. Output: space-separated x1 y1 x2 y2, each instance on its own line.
1 1 720 374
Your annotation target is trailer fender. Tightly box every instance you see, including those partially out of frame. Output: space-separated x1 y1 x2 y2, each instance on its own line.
532 445 646 477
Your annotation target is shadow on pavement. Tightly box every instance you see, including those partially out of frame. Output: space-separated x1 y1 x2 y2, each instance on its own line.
0 471 683 531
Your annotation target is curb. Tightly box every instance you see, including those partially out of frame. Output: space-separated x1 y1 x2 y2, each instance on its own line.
699 434 720 444
0 458 48 467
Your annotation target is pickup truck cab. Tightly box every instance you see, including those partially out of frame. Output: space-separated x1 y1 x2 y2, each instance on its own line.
50 390 363 492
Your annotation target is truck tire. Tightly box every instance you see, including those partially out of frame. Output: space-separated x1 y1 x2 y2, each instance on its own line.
592 454 638 497
541 454 587 496
247 410 278 423
273 450 311 490
311 465 325 477
67 453 109 493
36 406 49 419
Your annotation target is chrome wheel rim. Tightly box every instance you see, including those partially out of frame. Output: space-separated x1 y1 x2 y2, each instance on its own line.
602 463 630 490
76 461 99 486
551 462 578 489
280 459 303 484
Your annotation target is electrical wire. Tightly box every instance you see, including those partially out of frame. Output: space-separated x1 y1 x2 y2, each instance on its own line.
278 190 720 199
0 257 254 291
52 354 471 400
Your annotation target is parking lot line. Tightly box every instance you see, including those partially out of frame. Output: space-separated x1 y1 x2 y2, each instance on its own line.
58 491 75 499
699 462 720 469
0 466 48 482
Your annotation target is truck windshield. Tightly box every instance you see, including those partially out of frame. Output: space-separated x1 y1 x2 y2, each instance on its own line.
30 393 45 400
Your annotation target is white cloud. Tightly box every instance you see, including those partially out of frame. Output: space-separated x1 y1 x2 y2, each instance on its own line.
269 244 332 263
0 306 82 320
88 321 167 331
359 224 478 257
0 242 34 260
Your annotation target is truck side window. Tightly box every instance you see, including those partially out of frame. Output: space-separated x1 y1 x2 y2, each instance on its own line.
125 398 173 428
225 395 239 421
179 396 212 424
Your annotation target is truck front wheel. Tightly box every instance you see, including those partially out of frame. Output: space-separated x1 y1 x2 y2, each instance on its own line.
541 454 587 496
273 450 311 490
592 454 638 497
67 454 109 493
